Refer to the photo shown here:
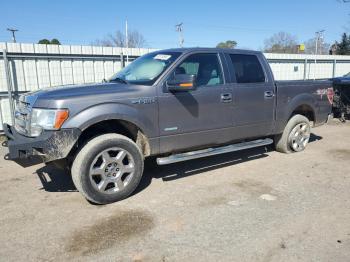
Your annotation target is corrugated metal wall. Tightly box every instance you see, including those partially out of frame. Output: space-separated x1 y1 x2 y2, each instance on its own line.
0 42 157 92
1 42 350 131
265 53 350 80
0 42 157 130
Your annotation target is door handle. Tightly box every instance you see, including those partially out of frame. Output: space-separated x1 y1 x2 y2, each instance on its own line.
264 91 274 99
221 93 232 103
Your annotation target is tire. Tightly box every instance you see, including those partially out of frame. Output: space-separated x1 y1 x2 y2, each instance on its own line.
274 114 311 154
71 133 144 204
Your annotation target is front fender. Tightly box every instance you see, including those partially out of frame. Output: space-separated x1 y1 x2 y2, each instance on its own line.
62 102 155 137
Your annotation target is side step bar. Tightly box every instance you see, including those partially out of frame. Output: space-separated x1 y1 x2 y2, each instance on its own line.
156 138 273 165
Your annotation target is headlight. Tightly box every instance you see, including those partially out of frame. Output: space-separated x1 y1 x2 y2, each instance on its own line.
30 108 69 137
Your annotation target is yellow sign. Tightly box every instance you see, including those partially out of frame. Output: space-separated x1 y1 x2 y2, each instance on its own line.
298 44 305 51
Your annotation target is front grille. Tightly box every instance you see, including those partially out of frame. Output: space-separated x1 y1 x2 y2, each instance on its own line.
13 94 38 136
14 100 31 135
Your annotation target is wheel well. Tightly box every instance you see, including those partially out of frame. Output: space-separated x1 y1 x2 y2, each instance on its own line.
291 104 315 124
75 119 150 157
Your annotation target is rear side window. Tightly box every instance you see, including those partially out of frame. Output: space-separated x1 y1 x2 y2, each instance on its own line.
229 54 265 84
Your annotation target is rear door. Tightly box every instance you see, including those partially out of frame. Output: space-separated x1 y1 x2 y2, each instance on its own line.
157 52 234 153
225 53 275 139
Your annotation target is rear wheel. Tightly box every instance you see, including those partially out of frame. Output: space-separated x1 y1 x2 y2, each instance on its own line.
71 134 144 204
275 114 311 153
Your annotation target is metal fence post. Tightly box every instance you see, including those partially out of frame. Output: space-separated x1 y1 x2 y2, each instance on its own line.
333 59 337 78
303 58 308 80
120 52 125 68
2 49 15 126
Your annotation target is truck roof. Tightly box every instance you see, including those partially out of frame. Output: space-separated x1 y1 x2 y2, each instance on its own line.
157 47 262 55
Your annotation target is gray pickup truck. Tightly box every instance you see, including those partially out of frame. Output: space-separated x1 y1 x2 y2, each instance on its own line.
3 48 334 204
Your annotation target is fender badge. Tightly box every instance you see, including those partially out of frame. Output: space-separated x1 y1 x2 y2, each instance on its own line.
164 127 178 131
131 97 156 105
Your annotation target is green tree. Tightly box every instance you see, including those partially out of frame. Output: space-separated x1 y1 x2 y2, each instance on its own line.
336 33 350 55
38 38 61 45
38 39 50 44
50 38 61 45
216 40 237 49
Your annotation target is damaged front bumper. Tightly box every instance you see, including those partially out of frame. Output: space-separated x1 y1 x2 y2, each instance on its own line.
2 124 81 166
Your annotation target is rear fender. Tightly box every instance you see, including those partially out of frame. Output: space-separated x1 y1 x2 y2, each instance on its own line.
276 93 317 133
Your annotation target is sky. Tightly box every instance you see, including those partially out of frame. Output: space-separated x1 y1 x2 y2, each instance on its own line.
0 0 349 50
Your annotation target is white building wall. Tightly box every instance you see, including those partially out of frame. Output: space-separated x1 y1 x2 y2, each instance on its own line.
264 53 350 80
336 61 350 76
268 62 306 80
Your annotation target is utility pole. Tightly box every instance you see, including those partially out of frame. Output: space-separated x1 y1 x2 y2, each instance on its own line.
7 28 18 43
175 23 184 48
314 30 325 80
125 20 129 64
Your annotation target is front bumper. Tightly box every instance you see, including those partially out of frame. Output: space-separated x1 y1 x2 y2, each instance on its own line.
3 124 81 166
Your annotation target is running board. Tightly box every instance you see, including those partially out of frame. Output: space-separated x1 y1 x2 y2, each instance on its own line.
156 138 273 165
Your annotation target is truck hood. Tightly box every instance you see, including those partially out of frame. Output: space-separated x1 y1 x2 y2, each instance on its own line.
22 82 152 109
27 82 137 100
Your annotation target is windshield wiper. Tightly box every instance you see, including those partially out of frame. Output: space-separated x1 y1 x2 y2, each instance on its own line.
109 77 128 84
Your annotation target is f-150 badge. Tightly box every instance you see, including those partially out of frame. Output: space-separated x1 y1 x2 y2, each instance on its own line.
316 88 334 104
131 97 156 105
316 88 327 98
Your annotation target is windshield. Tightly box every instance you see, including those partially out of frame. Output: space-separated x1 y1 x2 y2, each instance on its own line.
344 72 350 77
109 51 181 86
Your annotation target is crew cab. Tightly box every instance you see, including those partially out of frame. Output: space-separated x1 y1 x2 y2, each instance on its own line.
3 48 333 204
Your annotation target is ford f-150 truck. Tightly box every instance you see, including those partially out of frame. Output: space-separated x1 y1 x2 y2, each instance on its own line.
3 48 334 204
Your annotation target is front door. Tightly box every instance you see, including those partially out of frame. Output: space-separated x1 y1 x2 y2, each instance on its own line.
157 52 234 153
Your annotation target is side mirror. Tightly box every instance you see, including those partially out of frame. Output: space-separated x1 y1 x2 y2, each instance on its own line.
166 74 196 92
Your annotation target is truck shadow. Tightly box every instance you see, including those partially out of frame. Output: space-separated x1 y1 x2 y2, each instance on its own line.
35 133 322 194
36 164 76 192
134 145 272 195
135 133 322 195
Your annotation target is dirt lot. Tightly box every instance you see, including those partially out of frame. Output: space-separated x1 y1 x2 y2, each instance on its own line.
0 120 350 262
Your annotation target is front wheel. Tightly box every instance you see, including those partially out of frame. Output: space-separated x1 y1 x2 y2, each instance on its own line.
71 134 144 204
275 114 311 153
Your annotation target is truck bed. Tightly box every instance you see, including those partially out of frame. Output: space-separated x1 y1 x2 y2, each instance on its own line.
274 80 333 133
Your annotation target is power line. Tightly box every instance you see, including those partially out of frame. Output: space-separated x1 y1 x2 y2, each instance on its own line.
315 30 325 55
314 30 325 80
175 23 184 48
7 28 18 43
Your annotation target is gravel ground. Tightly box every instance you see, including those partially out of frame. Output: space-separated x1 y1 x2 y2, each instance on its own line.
0 120 349 262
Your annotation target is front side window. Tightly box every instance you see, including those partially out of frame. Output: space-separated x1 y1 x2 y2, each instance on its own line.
109 51 181 86
229 54 265 84
172 53 223 87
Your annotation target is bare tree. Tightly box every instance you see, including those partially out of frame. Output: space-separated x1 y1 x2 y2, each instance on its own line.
264 32 298 53
94 30 146 48
304 37 331 54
